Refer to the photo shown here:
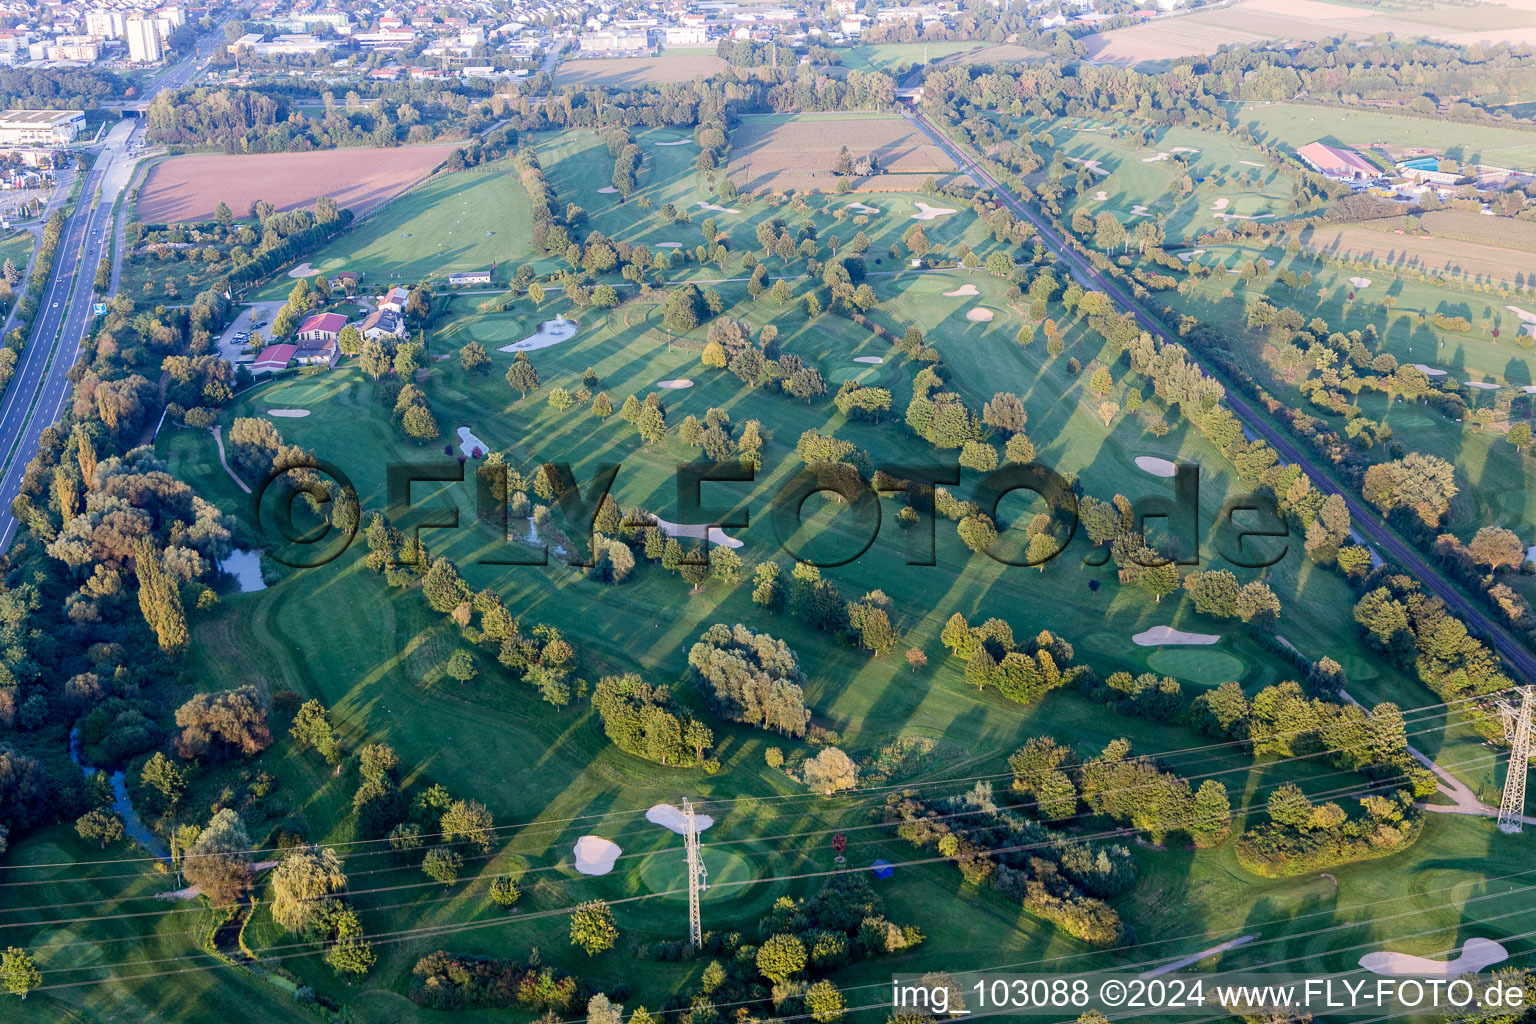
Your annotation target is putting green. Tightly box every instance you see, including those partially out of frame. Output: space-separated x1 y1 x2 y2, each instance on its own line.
436 312 537 346
635 845 757 903
825 364 882 387
1145 646 1246 686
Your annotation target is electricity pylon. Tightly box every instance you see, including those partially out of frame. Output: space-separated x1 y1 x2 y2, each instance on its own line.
1497 687 1535 834
683 798 708 947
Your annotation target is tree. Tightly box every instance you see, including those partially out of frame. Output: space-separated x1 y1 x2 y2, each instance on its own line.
0 947 39 999
139 751 185 810
291 699 342 765
806 980 847 1023
75 808 125 848
459 341 490 374
214 200 233 227
1191 780 1231 847
338 324 363 356
505 352 541 398
591 391 613 417
441 799 495 851
444 650 478 684
422 847 464 887
175 686 271 760
906 647 927 673
1469 526 1525 569
270 847 347 933
757 933 807 983
183 809 253 905
803 747 858 794
1509 423 1532 452
489 875 521 909
570 900 618 955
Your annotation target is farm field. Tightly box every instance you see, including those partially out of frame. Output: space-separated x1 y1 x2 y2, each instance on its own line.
249 155 535 300
553 53 728 86
1303 221 1536 285
1235 102 1536 171
835 40 1045 71
137 145 452 223
727 112 958 193
1082 0 1536 64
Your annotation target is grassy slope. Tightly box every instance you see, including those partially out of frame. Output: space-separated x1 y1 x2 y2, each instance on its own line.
1235 102 1536 170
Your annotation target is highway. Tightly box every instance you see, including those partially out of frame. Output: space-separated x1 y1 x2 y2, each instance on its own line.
909 110 1536 686
0 32 220 552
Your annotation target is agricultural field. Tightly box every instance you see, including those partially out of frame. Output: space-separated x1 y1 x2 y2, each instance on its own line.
727 112 958 193
249 156 535 300
835 40 1048 71
1235 102 1536 172
1082 0 1536 64
137 145 452 223
553 54 728 86
1302 220 1536 284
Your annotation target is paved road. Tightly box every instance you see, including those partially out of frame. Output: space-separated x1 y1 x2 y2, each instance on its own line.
0 31 220 552
909 110 1536 687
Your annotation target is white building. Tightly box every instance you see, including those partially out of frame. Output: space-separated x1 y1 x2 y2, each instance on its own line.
125 16 162 62
663 25 707 45
85 10 125 39
579 30 648 51
0 110 85 146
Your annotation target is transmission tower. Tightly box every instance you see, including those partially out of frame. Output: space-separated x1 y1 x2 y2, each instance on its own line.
1497 686 1535 834
683 798 708 947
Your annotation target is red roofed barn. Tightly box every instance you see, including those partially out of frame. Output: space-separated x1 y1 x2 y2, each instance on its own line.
1296 141 1378 181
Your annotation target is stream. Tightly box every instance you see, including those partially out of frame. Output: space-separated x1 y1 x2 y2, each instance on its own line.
68 728 169 860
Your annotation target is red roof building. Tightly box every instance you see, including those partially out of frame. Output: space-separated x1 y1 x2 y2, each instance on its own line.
252 343 297 374
297 312 347 341
1296 141 1378 180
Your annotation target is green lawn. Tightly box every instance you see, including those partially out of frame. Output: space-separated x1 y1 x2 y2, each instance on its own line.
8 126 1530 1023
1235 102 1536 171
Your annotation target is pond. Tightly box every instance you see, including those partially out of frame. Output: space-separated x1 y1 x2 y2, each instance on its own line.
220 548 267 592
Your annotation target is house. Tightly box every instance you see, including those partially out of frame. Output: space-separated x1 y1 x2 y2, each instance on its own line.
380 286 410 313
329 270 360 292
359 307 406 340
251 343 296 374
296 311 347 343
1297 141 1378 181
448 270 492 286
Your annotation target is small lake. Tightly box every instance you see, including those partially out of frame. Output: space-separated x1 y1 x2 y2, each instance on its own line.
220 548 266 592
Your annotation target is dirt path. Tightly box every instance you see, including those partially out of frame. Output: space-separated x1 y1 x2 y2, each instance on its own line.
210 426 251 494
1141 935 1255 977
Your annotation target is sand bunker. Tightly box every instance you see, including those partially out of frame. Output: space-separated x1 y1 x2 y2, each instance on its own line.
1176 249 1205 263
1130 205 1150 216
696 201 740 214
573 836 622 876
654 139 692 147
1092 190 1109 201
1240 160 1265 167
1142 152 1171 163
456 426 487 458
1135 456 1178 477
1349 277 1373 288
1171 147 1199 154
287 262 317 279
1360 938 1507 978
657 379 694 390
1464 380 1500 390
1214 212 1273 221
597 186 619 194
647 803 715 834
500 318 578 354
911 202 957 221
266 408 310 418
853 356 885 364
650 514 743 549
656 242 683 248
1067 156 1109 175
1132 626 1221 647
844 202 879 214
1507 305 1536 324
1211 198 1230 211
965 308 995 322
1412 363 1448 376
1263 258 1276 267
942 284 980 297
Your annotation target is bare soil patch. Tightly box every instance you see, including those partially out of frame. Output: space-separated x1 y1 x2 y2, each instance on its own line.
1304 223 1536 283
140 146 449 223
727 114 956 194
